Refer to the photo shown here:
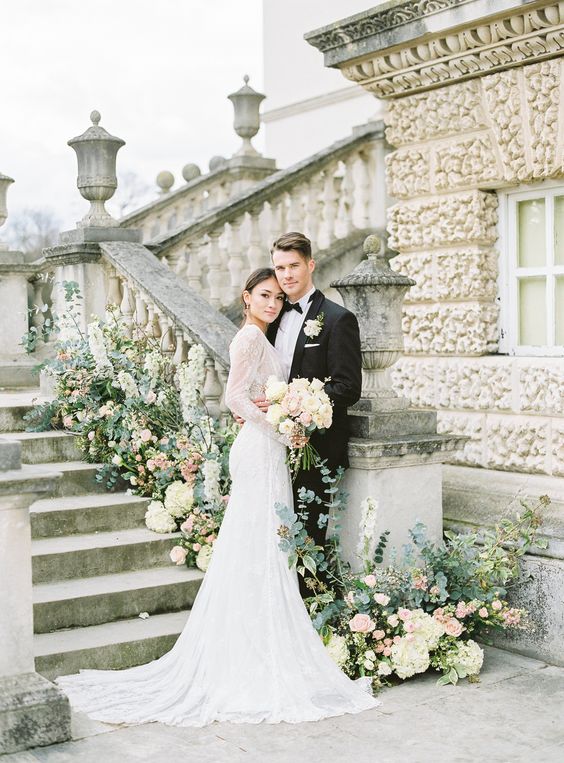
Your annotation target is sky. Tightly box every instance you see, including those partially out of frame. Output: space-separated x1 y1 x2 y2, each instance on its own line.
0 0 263 233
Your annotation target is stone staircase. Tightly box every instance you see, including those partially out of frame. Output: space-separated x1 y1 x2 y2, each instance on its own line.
0 387 203 681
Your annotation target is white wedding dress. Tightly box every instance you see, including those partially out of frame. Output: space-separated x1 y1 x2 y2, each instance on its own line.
56 324 379 726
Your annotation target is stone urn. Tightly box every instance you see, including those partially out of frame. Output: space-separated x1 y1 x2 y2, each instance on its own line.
0 173 14 250
227 75 265 157
68 110 125 228
332 233 415 410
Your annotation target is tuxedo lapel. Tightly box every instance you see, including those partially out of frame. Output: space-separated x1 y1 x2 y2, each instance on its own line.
266 314 282 346
289 289 325 381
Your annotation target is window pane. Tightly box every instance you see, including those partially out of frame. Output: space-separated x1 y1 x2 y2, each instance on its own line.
519 277 546 345
555 197 564 265
518 199 546 267
556 277 564 346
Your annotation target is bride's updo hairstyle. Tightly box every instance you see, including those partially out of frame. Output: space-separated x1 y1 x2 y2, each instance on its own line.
240 267 277 323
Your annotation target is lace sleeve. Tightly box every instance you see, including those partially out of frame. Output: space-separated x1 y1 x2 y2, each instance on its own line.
225 326 289 445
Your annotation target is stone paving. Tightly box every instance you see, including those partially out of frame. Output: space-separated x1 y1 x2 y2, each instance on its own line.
4 647 564 763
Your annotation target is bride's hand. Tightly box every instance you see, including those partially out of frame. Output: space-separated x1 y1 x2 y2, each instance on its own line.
253 396 270 413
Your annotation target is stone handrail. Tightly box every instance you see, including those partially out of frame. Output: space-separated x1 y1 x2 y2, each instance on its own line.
121 161 276 244
145 121 386 308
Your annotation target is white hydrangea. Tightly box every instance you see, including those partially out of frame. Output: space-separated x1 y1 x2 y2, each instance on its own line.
164 480 194 518
176 344 206 423
409 609 445 649
450 639 484 676
202 458 222 505
391 636 430 680
116 370 139 399
357 496 378 561
145 500 177 533
196 543 213 572
88 322 113 375
325 633 350 668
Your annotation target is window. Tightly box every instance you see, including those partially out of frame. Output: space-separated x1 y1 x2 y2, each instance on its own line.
500 185 564 356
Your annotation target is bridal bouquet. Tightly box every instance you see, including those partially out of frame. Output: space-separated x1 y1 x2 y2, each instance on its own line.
264 376 332 477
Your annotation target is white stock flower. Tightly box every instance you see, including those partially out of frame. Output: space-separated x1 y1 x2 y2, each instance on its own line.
176 344 206 424
391 636 430 679
88 322 113 375
202 458 222 504
117 370 139 399
357 497 379 561
164 481 194 518
325 633 350 668
196 543 213 572
145 500 177 533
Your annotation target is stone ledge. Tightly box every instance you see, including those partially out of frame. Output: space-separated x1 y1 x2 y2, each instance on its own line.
0 671 71 754
348 432 466 469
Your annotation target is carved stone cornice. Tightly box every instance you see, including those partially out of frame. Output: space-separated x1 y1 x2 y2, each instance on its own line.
306 0 564 98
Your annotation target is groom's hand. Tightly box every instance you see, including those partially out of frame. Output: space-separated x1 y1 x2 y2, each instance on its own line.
253 396 270 413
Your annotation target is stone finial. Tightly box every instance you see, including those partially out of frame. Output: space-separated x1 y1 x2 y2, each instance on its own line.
227 75 266 158
67 110 125 228
332 232 415 409
209 156 227 172
0 173 15 251
182 163 201 183
156 171 175 194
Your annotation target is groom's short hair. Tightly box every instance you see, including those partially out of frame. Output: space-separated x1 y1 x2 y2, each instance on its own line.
270 232 312 261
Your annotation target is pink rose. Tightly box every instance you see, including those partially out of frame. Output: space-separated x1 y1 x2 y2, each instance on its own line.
63 415 73 428
444 618 464 637
299 411 313 426
192 543 201 552
140 429 152 442
398 608 412 621
383 638 392 647
387 614 399 627
383 647 392 657
374 593 390 606
363 575 377 588
373 629 386 640
180 517 194 534
348 614 376 633
375 643 385 653
87 430 95 441
404 621 416 633
393 635 402 644
169 546 187 565
479 607 488 618
492 599 502 611
147 459 156 472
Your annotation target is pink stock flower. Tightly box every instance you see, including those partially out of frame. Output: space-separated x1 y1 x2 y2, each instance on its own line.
363 575 377 588
503 608 521 626
348 614 376 633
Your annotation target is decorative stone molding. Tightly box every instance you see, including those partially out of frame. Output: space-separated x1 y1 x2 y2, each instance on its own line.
391 358 436 408
553 421 564 476
437 411 484 467
388 191 498 251
486 416 549 473
482 69 529 182
314 3 564 99
434 135 500 190
435 360 513 411
395 248 498 302
519 366 564 416
402 303 498 355
385 80 486 146
385 148 431 198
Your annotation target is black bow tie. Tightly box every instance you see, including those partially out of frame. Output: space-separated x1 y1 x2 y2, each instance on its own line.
283 301 303 314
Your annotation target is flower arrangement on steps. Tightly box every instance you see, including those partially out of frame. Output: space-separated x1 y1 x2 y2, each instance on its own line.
24 281 549 687
25 281 235 572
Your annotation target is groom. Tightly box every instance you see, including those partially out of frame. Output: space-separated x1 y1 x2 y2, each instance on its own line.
264 232 362 595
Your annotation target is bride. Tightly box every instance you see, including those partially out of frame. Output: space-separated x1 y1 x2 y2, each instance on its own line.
56 267 380 726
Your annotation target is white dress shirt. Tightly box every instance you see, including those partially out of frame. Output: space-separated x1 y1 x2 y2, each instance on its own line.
274 287 316 381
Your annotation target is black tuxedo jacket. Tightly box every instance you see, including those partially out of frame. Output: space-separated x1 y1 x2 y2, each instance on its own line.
266 289 362 469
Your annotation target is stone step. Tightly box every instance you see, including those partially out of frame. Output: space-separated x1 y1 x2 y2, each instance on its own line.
0 389 42 432
30 493 149 539
33 567 203 633
6 429 83 463
44 461 125 498
35 610 189 680
32 527 180 584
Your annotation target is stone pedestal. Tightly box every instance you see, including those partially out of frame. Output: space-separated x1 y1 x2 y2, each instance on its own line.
0 440 70 754
0 251 30 356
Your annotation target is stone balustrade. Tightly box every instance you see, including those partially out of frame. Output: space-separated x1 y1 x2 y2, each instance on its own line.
146 122 386 309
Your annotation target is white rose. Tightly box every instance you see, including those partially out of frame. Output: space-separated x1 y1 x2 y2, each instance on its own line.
279 419 295 436
196 544 213 572
377 662 392 677
302 395 320 414
265 404 284 425
112 454 123 466
310 378 324 392
265 378 288 403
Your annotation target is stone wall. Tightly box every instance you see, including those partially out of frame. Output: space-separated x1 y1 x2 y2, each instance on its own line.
383 58 564 477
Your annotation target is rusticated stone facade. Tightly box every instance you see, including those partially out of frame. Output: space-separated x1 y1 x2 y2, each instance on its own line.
308 0 564 479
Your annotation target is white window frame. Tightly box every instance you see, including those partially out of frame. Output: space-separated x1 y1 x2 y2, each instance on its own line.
498 181 564 357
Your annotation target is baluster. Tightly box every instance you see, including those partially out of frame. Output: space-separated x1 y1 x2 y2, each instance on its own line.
356 150 371 229
228 219 246 301
202 355 222 418
318 163 338 250
30 278 46 341
184 242 202 293
119 279 135 337
158 312 174 356
173 328 187 365
268 198 283 244
107 272 122 307
247 207 265 271
216 362 229 416
303 174 322 247
337 157 354 238
133 291 149 337
206 229 224 308
146 302 162 340
286 186 304 231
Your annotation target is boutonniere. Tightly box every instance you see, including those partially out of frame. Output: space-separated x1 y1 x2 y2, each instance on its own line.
303 312 324 339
